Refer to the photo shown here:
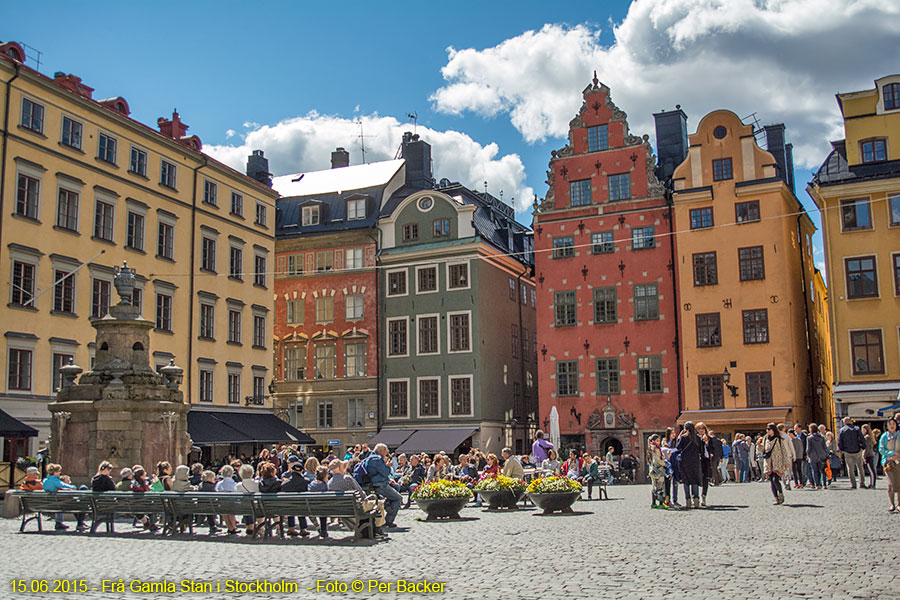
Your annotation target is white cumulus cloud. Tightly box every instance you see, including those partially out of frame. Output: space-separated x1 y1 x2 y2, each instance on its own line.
204 112 534 213
430 0 900 169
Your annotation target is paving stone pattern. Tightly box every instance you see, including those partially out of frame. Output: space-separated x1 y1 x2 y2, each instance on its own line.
1 479 896 600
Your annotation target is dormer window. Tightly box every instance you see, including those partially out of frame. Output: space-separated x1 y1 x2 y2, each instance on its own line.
302 205 319 226
712 158 733 181
347 198 365 220
884 83 900 111
860 138 887 163
587 125 608 152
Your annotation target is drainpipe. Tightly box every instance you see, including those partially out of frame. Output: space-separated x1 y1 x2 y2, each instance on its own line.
0 62 22 265
666 191 684 418
516 264 529 448
368 228 382 435
796 214 815 425
186 156 208 407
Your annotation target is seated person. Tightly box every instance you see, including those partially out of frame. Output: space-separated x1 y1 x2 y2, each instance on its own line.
19 466 43 491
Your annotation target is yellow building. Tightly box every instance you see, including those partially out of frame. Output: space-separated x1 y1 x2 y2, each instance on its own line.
0 44 278 459
812 269 835 429
808 75 900 427
672 110 819 437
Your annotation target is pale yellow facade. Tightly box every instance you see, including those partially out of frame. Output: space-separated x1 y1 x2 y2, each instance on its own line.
807 75 900 425
1 54 278 453
812 270 835 429
673 110 819 436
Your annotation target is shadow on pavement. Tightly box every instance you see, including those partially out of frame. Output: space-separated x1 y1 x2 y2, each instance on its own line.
531 510 593 517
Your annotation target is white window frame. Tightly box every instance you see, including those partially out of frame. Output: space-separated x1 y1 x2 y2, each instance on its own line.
97 131 118 164
50 345 76 396
449 374 475 417
286 299 303 325
160 159 177 188
302 205 319 226
50 255 79 315
347 198 365 221
6 341 36 394
446 310 473 354
346 247 363 270
446 260 471 290
14 161 43 221
387 316 410 358
386 377 410 420
227 305 242 343
416 376 442 419
93 194 116 242
229 243 243 280
56 179 82 232
201 235 217 272
60 115 83 150
227 369 241 405
129 145 148 177
345 294 364 321
344 340 367 378
154 287 174 332
199 367 214 403
255 202 267 227
203 179 218 206
231 191 244 217
416 313 441 356
415 264 439 295
347 398 366 428
9 246 39 308
386 268 408 297
89 269 113 319
315 296 334 324
199 301 215 340
157 214 176 260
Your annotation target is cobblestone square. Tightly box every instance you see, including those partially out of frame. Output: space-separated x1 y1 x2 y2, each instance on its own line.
2 479 896 600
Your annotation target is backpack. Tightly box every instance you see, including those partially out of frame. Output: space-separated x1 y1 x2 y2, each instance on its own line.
668 449 682 479
353 460 371 486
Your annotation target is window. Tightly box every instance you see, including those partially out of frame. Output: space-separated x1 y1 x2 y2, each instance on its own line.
157 221 174 259
53 270 74 313
433 218 450 237
522 328 530 362
347 198 365 220
230 192 243 217
608 173 631 201
199 303 215 339
8 348 33 391
203 180 217 206
554 291 576 327
593 287 616 323
56 188 79 231
695 313 721 347
402 223 418 242
712 158 733 181
891 195 900 227
521 283 528 305
742 309 769 344
51 352 74 394
286 254 303 276
199 369 213 402
570 179 592 207
302 205 319 226
738 246 765 281
228 309 241 343
21 98 44 132
449 313 471 352
315 297 334 323
229 246 243 279
885 83 900 110
632 226 654 249
255 203 267 227
840 199 872 230
511 325 519 359
132 288 142 314
347 398 365 428
417 267 437 293
746 372 773 407
314 344 335 379
129 147 147 176
252 314 266 348
893 254 900 296
699 374 724 409
318 402 334 429
254 255 266 287
634 283 659 320
389 381 408 417
98 133 117 164
690 207 714 229
388 270 407 295
587 124 608 152
11 261 35 306
449 263 469 289
227 373 241 404
556 361 578 396
508 278 516 300
591 231 614 254
346 248 363 270
201 237 216 271
160 160 177 188
345 342 366 378
450 377 472 415
91 279 111 318
552 236 575 258
845 256 878 298
345 294 363 320
315 250 332 272
850 330 885 375
596 358 620 394
93 200 114 241
126 211 144 250
417 316 438 354
692 251 718 286
61 117 82 149
637 356 662 393
418 379 439 417
735 200 760 223
860 139 887 163
155 293 172 331
388 319 408 356
16 174 40 220
284 346 305 381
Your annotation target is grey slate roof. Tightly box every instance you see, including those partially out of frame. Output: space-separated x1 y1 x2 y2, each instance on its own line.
275 185 384 238
811 140 900 187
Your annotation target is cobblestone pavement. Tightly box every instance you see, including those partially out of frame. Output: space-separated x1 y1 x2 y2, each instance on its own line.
2 478 897 600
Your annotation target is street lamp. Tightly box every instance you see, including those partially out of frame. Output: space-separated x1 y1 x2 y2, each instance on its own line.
246 379 277 407
722 367 739 398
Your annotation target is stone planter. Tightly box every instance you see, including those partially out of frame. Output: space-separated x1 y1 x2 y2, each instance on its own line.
415 497 470 520
526 491 581 514
477 489 524 510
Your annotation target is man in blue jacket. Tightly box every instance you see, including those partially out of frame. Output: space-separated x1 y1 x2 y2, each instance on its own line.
838 417 867 489
364 444 402 528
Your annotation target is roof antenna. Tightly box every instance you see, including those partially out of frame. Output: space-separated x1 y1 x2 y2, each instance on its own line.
355 120 374 165
483 181 488 198
407 111 418 135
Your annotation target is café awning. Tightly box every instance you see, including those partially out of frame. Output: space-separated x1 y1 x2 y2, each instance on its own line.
395 427 477 454
188 411 315 445
369 428 417 449
677 407 793 426
0 409 38 437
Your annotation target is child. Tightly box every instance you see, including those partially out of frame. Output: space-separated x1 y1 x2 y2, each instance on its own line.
647 435 667 508
19 466 43 491
308 466 330 538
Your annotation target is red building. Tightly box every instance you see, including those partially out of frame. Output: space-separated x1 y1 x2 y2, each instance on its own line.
534 75 680 474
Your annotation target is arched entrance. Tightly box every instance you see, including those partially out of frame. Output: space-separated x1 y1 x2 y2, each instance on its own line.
599 437 623 457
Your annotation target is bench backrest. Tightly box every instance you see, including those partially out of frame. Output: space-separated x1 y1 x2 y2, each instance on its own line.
92 492 167 514
161 493 256 516
14 491 93 513
257 492 363 518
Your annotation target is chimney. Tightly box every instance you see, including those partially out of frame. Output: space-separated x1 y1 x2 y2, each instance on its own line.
653 106 688 183
157 110 189 140
763 124 794 193
53 72 94 100
331 147 350 169
246 149 272 187
401 132 433 190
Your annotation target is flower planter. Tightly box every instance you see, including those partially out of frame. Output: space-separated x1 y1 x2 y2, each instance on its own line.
415 497 469 520
477 489 524 510
526 491 581 514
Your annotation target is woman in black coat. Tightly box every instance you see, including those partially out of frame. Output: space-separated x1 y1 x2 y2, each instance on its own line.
676 422 703 509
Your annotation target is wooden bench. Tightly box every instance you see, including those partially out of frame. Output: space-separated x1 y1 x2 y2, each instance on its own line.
13 491 93 532
91 492 169 534
256 492 376 540
161 493 257 536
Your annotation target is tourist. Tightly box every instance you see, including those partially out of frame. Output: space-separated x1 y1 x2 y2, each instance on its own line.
562 449 583 480
647 434 666 508
676 422 703 509
541 449 560 475
309 466 330 538
425 454 448 482
197 470 220 533
278 462 310 537
663 427 681 506
170 465 194 492
151 462 173 491
303 457 319 481
19 466 42 491
748 435 760 482
838 417 866 489
521 455 535 470
720 436 731 484
806 423 828 490
128 465 156 531
878 418 900 511
733 434 749 483
42 463 85 531
363 443 403 529
188 463 204 486
399 454 426 508
501 448 525 479
116 467 133 491
862 424 877 489
789 430 805 488
581 453 600 500
696 422 712 507
762 423 791 505
707 430 724 486
91 461 116 492
532 430 554 467
605 447 617 474
481 454 501 479
214 465 239 536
